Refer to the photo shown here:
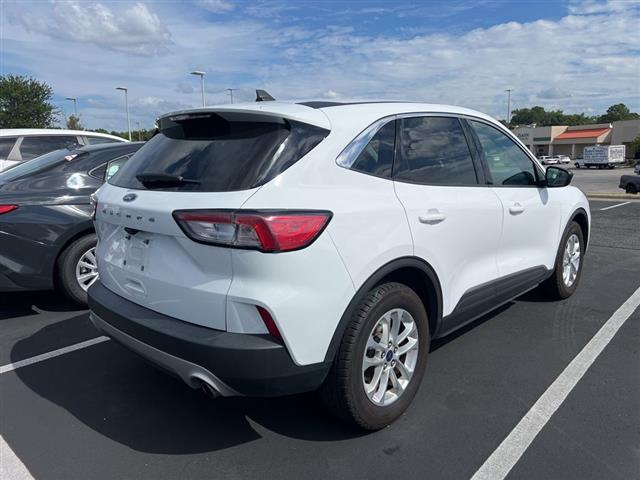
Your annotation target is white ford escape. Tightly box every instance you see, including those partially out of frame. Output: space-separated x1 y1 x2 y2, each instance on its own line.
88 100 590 430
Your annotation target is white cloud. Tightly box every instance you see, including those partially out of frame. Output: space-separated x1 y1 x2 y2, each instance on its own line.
2 0 638 130
15 1 171 56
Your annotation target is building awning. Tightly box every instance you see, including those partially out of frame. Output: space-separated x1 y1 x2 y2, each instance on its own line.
554 128 610 140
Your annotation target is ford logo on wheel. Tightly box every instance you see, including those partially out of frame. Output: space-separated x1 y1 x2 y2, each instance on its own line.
123 193 138 202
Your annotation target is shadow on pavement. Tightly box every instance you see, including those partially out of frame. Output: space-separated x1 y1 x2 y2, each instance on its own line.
0 291 84 320
11 318 366 454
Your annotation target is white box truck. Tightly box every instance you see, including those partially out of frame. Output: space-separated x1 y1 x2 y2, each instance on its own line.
575 145 626 169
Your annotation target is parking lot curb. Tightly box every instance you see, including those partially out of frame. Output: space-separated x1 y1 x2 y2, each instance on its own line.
586 193 639 201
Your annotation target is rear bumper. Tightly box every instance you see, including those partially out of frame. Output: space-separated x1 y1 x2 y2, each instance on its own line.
88 282 330 397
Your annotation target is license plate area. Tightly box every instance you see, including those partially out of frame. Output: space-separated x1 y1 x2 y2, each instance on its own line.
123 231 152 274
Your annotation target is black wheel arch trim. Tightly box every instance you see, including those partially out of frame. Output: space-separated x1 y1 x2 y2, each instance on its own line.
568 207 589 252
323 256 443 363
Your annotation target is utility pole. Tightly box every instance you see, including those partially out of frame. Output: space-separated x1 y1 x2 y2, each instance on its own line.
505 89 513 126
116 87 131 141
65 97 78 118
227 88 236 104
190 71 206 107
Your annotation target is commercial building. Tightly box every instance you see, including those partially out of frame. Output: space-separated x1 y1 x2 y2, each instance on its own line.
514 119 640 159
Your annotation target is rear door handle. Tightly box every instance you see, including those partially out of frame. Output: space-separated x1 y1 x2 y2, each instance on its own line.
509 202 525 215
419 210 446 225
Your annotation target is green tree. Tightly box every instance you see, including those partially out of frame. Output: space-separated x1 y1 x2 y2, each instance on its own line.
0 75 57 128
629 134 640 160
596 103 640 123
66 114 83 130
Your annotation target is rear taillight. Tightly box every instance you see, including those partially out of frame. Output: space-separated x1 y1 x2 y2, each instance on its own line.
0 205 18 215
173 210 332 253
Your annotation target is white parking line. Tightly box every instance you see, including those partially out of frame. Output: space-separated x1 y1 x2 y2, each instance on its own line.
599 201 631 211
0 336 109 375
1 435 34 480
471 286 640 480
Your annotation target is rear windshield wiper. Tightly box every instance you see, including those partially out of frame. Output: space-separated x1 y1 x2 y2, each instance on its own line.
136 173 200 188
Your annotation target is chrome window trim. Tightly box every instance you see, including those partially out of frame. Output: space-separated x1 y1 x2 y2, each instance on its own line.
335 116 396 170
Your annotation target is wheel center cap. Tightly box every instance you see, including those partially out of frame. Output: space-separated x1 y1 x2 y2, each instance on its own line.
385 350 394 362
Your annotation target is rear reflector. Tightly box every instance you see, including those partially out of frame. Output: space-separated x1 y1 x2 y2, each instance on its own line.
256 306 282 340
173 210 332 253
0 205 18 215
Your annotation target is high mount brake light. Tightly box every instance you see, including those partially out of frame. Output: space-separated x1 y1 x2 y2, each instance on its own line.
173 210 332 253
0 205 18 215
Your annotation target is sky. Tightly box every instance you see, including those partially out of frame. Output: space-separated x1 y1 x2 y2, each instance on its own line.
1 0 639 131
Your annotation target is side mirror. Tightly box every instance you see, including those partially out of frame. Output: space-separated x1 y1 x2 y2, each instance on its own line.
545 166 572 187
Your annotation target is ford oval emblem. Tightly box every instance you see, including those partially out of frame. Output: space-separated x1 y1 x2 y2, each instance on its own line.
123 193 138 202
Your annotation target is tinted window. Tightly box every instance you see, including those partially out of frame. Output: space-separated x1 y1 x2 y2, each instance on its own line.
349 120 396 178
86 136 120 145
395 117 477 186
471 121 538 186
19 136 80 160
105 155 130 180
0 149 77 181
0 136 17 158
112 113 328 192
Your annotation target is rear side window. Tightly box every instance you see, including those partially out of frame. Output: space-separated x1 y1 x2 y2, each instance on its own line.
19 136 80 160
470 121 538 186
348 121 396 179
0 136 17 158
394 117 478 186
86 136 120 145
112 113 328 192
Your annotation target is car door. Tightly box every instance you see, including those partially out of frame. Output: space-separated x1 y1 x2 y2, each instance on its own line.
468 119 563 279
392 115 502 328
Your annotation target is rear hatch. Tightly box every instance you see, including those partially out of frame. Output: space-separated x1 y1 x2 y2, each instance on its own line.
95 106 329 330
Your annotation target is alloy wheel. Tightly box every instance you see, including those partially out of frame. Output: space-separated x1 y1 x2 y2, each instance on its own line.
562 233 581 287
75 247 99 291
362 308 419 406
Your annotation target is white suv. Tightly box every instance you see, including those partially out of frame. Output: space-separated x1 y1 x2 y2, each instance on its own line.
88 101 590 430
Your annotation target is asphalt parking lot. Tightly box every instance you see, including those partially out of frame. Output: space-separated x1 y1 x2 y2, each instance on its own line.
1 199 639 480
567 164 637 197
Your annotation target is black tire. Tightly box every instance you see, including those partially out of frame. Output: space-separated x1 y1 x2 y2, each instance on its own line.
56 234 97 305
541 222 584 300
626 184 638 194
319 282 430 430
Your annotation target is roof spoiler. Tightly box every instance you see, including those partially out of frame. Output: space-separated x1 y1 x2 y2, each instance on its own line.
256 89 275 102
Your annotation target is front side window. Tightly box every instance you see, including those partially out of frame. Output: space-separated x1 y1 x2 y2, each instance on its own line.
347 120 396 178
470 121 538 186
19 136 80 160
394 116 478 186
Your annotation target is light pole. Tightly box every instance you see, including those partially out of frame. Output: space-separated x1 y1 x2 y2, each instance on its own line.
136 121 141 141
65 97 78 118
227 88 236 104
190 71 206 107
116 87 131 141
505 89 513 126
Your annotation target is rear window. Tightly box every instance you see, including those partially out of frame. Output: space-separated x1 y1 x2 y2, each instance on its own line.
19 135 80 160
111 113 328 192
0 148 76 181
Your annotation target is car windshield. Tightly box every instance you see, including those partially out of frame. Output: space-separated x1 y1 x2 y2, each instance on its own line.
0 148 76 182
